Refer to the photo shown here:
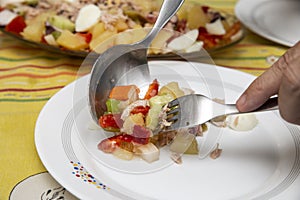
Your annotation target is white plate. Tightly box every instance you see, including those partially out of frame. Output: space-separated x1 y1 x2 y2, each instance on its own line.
9 172 78 200
235 0 300 47
35 61 300 199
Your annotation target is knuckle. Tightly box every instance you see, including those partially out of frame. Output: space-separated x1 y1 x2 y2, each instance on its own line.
282 67 300 93
285 75 300 92
253 79 264 92
251 76 269 94
280 111 300 125
280 46 300 92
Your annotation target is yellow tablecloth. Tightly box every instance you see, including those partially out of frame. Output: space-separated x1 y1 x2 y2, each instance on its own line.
0 0 288 199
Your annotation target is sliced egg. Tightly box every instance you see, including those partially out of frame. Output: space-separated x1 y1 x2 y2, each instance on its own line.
184 41 203 53
226 113 258 131
75 4 101 32
0 9 17 26
205 18 226 35
167 29 199 51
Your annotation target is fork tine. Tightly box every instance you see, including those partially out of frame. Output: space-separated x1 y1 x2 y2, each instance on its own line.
166 115 178 123
167 98 179 108
166 107 179 116
165 123 179 131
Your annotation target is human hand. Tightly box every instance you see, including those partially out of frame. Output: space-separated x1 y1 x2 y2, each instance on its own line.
236 41 300 125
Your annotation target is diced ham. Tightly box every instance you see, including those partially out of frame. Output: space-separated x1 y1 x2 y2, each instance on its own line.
132 125 151 144
98 138 117 153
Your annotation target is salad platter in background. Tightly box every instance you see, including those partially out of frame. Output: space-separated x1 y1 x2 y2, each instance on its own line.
0 0 244 58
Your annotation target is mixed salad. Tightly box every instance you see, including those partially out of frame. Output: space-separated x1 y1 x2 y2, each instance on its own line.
96 79 259 163
97 79 207 163
0 0 243 55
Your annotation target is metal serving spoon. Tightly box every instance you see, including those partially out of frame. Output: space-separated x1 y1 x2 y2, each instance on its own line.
88 0 184 125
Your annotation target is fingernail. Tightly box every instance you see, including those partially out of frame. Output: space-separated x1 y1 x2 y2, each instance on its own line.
237 94 247 109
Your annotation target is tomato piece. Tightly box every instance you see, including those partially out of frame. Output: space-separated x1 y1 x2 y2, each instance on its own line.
107 128 150 146
76 32 92 43
98 126 151 154
108 134 134 144
198 27 220 49
144 79 159 100
99 113 123 131
99 134 136 153
130 105 150 116
5 15 26 35
41 35 47 44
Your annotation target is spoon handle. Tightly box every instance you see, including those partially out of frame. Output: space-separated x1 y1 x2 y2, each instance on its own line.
140 0 185 47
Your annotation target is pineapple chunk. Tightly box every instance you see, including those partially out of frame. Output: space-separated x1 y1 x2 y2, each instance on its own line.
131 28 148 43
158 82 185 98
89 29 117 52
187 5 209 29
115 19 129 32
90 22 105 39
136 143 160 163
150 29 173 54
176 2 192 20
122 113 145 134
115 31 133 45
56 30 88 50
21 21 45 42
112 147 134 160
21 12 52 42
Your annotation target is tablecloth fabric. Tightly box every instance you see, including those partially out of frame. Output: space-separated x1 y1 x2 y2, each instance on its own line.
0 0 288 199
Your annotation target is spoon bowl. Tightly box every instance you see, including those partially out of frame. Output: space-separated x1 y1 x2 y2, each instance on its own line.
88 0 184 125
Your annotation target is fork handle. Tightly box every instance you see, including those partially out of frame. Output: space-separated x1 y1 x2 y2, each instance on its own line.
252 96 279 112
225 96 278 115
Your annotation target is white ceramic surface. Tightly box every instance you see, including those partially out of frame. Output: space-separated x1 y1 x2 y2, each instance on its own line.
235 0 300 47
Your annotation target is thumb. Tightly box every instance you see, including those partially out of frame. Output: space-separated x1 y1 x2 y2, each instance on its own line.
236 58 285 112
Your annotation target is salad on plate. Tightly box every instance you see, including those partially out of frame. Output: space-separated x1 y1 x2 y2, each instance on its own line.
96 79 258 164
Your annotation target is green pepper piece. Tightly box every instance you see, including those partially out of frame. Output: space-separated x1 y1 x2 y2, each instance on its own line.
106 99 121 113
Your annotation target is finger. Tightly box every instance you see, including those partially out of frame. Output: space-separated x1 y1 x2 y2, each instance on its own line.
278 41 300 124
236 52 287 112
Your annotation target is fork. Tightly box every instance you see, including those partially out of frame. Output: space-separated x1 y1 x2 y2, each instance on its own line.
165 94 278 131
165 94 278 159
